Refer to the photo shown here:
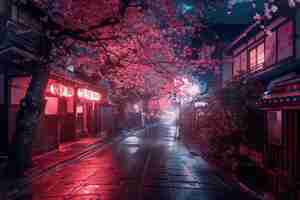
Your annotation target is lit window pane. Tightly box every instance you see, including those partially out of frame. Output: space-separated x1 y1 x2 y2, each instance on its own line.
257 43 265 66
45 97 58 115
250 49 257 70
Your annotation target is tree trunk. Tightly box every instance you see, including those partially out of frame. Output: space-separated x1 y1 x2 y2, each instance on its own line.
8 66 50 177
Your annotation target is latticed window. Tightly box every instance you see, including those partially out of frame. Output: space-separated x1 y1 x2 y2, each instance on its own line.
249 48 257 70
257 43 265 66
249 43 264 71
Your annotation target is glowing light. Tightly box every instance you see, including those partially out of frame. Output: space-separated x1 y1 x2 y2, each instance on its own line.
128 147 139 154
77 88 101 101
66 65 75 72
76 105 83 113
161 109 178 122
133 104 140 112
195 101 208 107
124 136 140 144
182 3 193 14
187 84 200 96
49 83 74 97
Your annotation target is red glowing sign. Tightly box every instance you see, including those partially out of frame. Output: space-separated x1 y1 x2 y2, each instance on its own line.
49 83 74 97
77 88 101 101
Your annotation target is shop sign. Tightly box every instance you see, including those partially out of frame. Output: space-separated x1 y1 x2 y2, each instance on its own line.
49 83 74 97
77 88 101 101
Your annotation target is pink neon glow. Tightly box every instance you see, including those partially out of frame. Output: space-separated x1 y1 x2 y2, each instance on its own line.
77 88 101 101
49 83 74 97
76 105 83 113
44 96 58 115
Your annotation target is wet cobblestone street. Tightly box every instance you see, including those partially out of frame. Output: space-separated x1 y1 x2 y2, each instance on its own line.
5 123 258 200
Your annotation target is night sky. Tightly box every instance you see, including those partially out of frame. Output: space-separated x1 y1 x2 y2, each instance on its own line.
205 0 264 24
176 0 265 40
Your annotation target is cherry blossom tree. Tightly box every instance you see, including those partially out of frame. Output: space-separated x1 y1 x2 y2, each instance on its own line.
6 0 226 176
7 0 297 175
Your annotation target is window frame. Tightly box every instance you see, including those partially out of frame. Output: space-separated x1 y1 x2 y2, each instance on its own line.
231 19 294 78
256 42 265 67
249 47 257 71
248 42 265 72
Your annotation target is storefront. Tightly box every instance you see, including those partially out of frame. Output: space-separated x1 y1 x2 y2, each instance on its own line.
5 74 104 155
75 87 102 137
257 75 300 198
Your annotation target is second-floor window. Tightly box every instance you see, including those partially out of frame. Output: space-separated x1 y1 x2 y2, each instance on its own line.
249 48 257 70
233 50 248 76
232 20 294 78
250 43 265 71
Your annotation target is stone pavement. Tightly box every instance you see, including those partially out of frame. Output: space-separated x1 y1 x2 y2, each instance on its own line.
1 122 259 200
182 131 265 200
26 137 107 177
0 134 123 200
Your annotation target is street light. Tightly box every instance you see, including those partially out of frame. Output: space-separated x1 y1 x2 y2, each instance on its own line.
133 104 140 112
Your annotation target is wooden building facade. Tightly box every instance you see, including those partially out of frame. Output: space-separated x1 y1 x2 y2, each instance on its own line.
0 1 118 159
225 8 300 199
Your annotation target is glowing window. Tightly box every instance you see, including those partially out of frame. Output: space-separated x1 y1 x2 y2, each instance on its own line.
250 48 257 70
76 105 83 114
257 43 265 65
45 97 58 115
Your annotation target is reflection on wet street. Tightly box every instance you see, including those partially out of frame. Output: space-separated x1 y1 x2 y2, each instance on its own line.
11 122 256 200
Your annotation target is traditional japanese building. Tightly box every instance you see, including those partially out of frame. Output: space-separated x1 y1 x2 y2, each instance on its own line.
0 1 117 159
224 8 300 199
